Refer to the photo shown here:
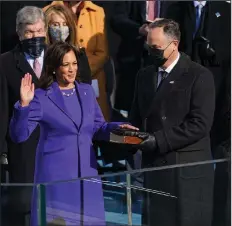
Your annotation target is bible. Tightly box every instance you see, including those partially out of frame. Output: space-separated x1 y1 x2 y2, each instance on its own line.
110 129 143 144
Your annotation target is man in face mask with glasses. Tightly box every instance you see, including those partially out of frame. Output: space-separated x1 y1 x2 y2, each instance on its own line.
0 6 46 226
119 19 215 226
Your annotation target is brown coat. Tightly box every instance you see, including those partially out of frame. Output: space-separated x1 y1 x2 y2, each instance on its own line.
44 1 110 121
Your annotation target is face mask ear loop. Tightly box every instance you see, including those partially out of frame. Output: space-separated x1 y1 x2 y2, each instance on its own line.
165 41 176 60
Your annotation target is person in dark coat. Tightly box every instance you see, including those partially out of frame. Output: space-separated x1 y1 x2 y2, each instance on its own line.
110 1 175 112
165 0 231 153
126 19 215 226
165 3 231 225
110 1 177 191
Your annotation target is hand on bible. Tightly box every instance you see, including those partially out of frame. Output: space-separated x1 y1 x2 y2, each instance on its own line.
113 129 157 152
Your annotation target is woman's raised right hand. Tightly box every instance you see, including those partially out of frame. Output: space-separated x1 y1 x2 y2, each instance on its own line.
20 73 35 107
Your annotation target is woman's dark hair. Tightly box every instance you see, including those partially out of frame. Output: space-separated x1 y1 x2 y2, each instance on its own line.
39 41 80 89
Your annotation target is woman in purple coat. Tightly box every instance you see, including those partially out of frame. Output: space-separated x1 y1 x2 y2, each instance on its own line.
9 41 138 226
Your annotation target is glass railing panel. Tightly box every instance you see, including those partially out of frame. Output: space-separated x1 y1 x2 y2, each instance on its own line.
0 158 229 226
34 158 230 226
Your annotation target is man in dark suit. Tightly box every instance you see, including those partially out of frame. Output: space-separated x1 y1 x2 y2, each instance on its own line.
110 1 177 191
110 1 175 113
126 19 215 226
0 6 46 226
165 1 231 153
165 3 231 225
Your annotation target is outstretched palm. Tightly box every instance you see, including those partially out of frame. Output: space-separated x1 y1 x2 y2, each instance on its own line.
20 73 35 106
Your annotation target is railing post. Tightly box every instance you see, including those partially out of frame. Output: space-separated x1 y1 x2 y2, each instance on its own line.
126 173 132 226
37 184 46 226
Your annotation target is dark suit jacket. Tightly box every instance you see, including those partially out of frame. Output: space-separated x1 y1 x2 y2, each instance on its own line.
130 53 215 226
0 45 41 183
166 1 231 65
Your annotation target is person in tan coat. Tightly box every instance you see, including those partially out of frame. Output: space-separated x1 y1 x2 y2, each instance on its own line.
44 1 110 121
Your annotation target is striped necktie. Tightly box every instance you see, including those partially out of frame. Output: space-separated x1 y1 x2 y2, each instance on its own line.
194 4 204 37
147 1 159 21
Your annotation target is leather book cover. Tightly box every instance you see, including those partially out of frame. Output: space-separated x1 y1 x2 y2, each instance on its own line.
110 133 143 144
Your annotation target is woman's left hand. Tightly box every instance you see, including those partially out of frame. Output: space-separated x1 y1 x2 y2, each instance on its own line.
119 124 139 131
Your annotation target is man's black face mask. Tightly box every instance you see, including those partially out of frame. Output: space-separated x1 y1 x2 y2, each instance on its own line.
145 42 172 67
21 37 46 59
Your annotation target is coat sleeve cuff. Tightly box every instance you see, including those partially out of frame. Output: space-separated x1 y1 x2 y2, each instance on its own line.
13 101 30 120
154 130 171 154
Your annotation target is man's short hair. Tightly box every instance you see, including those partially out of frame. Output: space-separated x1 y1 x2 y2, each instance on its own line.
149 19 181 42
16 6 46 38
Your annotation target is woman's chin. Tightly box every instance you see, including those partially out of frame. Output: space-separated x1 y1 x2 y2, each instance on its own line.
65 78 75 84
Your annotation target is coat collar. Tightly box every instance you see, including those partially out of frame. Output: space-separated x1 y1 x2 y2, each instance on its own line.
48 1 100 12
46 81 89 130
82 1 99 11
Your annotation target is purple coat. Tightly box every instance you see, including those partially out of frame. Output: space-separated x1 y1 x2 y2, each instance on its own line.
10 81 122 226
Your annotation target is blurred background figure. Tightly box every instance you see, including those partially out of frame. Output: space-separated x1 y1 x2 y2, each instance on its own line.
44 1 111 121
44 4 92 84
0 6 47 226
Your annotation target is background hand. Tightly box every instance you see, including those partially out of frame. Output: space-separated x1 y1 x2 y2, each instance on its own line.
20 73 35 107
139 24 149 36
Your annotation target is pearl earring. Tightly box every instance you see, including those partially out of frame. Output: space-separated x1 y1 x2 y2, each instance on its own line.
53 71 55 74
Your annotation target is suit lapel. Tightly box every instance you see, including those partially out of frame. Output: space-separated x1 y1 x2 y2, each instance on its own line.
13 45 39 86
144 53 189 118
204 2 213 38
141 66 158 117
47 82 80 130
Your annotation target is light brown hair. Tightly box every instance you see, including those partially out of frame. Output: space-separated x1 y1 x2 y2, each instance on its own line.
44 4 78 47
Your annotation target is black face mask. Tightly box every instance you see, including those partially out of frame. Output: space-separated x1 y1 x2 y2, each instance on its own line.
146 42 173 67
21 37 46 58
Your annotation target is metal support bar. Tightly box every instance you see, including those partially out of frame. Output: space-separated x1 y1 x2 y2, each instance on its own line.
126 174 132 226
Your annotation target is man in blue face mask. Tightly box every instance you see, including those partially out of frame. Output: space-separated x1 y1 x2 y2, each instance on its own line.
0 6 46 226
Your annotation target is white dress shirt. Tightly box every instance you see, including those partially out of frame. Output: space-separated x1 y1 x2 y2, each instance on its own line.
157 52 180 87
193 1 207 18
24 50 44 71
